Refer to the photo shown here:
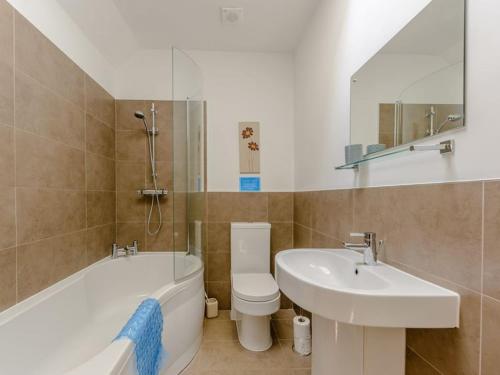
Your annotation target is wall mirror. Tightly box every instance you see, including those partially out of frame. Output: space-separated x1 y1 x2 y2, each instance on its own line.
350 0 465 159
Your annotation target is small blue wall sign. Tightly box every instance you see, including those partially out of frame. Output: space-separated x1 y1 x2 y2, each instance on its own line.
239 177 261 192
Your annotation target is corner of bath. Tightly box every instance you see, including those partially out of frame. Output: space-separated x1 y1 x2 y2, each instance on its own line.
0 252 205 375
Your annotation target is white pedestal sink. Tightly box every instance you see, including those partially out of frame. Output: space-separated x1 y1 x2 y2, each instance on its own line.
275 249 460 375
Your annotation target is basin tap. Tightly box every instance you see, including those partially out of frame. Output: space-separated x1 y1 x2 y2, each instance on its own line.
343 232 378 265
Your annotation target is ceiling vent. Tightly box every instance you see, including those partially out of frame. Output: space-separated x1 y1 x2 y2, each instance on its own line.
221 7 244 25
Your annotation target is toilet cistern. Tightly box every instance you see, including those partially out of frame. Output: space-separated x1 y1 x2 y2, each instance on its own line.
343 232 379 265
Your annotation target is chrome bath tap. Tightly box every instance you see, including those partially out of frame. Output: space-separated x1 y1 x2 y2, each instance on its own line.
111 240 139 259
343 232 378 266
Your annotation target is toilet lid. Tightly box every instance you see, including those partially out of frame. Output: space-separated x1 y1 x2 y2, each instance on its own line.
232 273 280 302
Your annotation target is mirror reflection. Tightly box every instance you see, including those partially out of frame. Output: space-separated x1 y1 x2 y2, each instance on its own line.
350 0 465 157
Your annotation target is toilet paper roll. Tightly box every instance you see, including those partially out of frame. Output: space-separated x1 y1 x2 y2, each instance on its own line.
293 316 311 356
293 316 311 338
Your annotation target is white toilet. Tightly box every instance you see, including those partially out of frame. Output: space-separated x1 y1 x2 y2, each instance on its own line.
230 222 281 351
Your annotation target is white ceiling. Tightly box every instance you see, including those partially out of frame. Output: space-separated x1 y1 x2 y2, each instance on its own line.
57 0 320 66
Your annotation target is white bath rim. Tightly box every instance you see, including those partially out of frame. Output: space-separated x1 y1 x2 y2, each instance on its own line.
0 252 205 375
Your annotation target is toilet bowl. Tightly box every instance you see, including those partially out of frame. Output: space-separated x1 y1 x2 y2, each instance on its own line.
232 273 280 351
230 223 280 351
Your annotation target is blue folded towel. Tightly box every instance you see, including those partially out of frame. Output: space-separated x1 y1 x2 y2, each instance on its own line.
116 298 166 375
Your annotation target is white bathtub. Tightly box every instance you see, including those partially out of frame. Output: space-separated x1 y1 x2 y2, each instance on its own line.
0 252 205 375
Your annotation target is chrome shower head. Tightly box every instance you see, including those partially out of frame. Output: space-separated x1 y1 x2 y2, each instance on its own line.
134 111 145 120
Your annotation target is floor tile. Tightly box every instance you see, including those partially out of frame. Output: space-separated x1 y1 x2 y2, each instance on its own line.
183 310 310 375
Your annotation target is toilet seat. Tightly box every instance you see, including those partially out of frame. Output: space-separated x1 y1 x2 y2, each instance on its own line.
232 273 280 302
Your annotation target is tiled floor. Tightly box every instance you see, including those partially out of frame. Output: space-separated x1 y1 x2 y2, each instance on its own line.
181 309 311 375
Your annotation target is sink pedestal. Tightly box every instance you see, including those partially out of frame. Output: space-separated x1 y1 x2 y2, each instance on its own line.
312 315 406 375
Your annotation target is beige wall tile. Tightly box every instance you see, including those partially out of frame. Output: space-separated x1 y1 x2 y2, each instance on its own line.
145 222 173 251
481 296 500 375
206 281 231 310
173 191 187 221
86 224 115 265
355 183 483 292
399 183 482 292
148 161 172 190
17 231 87 301
85 75 115 127
399 263 481 375
16 188 86 244
294 192 312 227
15 12 84 108
484 181 500 300
117 223 145 253
17 240 52 301
278 294 292 309
353 186 403 254
51 231 86 282
0 7 120 312
207 223 230 253
271 223 293 252
311 189 353 241
293 224 311 248
405 348 440 375
207 252 230 282
173 221 188 251
272 320 293 340
190 192 206 221
0 125 14 187
86 153 115 191
159 195 174 223
16 130 85 189
0 0 13 127
0 60 13 127
311 230 343 249
0 188 15 250
155 129 173 162
269 193 294 222
0 0 13 67
116 161 145 192
152 101 173 162
0 247 16 311
116 131 146 161
15 71 85 149
87 191 116 228
116 100 146 130
291 183 489 374
117 192 145 223
208 192 268 222
86 114 115 158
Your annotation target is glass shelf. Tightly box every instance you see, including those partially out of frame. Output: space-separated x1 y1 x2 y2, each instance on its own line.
335 140 454 170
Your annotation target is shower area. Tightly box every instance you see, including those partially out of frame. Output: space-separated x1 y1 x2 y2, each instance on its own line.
115 47 205 280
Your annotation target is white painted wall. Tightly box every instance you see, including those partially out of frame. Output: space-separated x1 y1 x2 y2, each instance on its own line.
294 0 500 191
6 0 115 95
115 49 295 192
188 50 295 192
114 49 172 100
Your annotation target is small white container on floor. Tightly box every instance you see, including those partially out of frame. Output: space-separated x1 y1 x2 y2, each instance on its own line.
206 298 218 319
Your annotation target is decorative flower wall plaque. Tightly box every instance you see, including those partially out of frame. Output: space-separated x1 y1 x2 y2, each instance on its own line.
239 122 261 174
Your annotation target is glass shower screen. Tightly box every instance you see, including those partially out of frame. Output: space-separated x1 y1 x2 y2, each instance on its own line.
171 48 205 282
